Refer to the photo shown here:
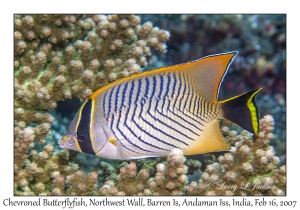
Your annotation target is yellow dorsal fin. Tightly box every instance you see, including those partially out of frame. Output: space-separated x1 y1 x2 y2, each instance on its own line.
90 52 237 102
152 52 238 102
181 52 237 103
183 120 230 155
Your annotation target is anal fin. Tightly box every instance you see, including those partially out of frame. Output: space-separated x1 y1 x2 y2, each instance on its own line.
183 120 230 155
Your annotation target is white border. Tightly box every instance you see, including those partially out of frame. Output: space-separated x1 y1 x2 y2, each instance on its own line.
2 1 297 209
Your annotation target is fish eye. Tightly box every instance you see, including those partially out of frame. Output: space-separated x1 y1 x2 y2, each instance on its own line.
75 129 89 142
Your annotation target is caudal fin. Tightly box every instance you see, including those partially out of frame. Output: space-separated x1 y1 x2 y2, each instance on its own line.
220 88 262 134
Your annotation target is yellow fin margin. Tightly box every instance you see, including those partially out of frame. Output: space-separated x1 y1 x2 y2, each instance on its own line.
247 88 262 134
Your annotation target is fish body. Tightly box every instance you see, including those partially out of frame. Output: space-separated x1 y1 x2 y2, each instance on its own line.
59 52 261 160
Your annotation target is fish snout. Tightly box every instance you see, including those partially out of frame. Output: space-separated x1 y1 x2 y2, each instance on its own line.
58 135 74 149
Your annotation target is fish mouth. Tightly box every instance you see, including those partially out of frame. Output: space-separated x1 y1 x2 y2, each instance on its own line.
58 135 73 149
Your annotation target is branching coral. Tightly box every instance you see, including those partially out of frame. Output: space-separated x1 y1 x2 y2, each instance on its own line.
14 14 170 188
14 146 79 195
98 148 188 196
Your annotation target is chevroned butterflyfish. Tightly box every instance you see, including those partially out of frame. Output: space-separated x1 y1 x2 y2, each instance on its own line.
59 52 261 160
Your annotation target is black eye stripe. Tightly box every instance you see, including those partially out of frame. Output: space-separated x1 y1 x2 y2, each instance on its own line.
76 99 95 155
76 129 89 142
